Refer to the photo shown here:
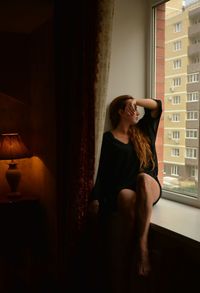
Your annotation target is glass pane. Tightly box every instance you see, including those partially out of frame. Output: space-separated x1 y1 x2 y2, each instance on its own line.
155 0 200 197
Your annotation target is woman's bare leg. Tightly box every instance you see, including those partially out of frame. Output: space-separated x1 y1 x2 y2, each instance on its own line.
136 173 160 276
109 189 136 293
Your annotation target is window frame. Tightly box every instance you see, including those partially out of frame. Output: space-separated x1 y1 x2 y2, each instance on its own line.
151 1 200 208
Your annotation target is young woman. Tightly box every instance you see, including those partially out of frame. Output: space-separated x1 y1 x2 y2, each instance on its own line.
88 94 162 277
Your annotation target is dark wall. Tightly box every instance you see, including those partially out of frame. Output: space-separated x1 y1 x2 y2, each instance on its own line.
0 32 30 103
0 13 58 292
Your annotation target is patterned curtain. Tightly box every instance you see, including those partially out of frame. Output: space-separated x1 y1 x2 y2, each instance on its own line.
55 1 115 286
94 0 115 180
66 0 115 246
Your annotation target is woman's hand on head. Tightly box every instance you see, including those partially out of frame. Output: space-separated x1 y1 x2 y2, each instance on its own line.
125 99 137 116
88 200 99 217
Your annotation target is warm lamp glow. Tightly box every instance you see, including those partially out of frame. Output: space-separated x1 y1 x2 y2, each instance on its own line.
0 133 31 160
0 133 32 198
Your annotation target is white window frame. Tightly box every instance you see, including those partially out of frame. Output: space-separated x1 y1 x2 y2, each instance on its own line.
185 148 197 159
173 77 181 87
186 129 198 139
171 148 180 157
187 92 199 102
190 166 198 179
173 59 181 69
172 131 180 140
172 95 181 104
173 40 181 51
171 165 179 176
174 22 181 33
151 2 200 208
187 111 198 120
187 73 199 83
172 113 180 122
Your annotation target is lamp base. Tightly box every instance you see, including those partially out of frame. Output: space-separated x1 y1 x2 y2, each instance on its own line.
7 191 21 200
6 162 21 195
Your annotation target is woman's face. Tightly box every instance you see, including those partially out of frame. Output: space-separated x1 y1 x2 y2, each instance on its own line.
120 99 139 125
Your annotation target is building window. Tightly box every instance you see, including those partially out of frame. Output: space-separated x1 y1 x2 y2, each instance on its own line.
171 148 180 157
187 111 198 120
171 165 179 176
174 22 181 32
172 113 180 122
172 131 180 139
186 129 198 139
190 166 198 179
193 37 200 44
188 73 199 83
173 40 181 51
187 92 199 102
186 148 197 159
173 77 181 86
191 55 200 64
172 95 181 104
173 59 181 69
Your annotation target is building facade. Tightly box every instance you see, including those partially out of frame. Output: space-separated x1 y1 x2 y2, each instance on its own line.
164 0 199 195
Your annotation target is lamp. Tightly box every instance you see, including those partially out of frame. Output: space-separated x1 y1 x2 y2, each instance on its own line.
0 133 32 198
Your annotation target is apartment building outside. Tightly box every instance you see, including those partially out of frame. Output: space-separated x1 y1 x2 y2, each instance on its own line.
163 0 200 196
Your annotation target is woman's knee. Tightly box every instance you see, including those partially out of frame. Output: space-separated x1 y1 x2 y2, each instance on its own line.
117 189 136 217
136 173 160 204
136 173 150 191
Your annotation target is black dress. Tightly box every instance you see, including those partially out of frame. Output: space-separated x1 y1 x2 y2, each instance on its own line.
90 99 162 214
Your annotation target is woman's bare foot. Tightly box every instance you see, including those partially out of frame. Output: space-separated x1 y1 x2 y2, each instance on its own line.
138 249 151 276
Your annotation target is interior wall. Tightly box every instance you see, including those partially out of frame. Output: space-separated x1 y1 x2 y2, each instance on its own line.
0 10 57 283
105 0 150 130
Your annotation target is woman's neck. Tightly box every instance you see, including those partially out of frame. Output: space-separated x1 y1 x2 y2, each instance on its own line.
115 121 130 134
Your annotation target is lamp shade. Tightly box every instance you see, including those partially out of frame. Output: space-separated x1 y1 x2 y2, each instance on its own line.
0 133 32 160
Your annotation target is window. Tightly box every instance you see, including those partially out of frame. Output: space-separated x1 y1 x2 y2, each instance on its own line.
171 148 180 157
173 77 181 86
187 111 198 120
171 165 179 176
186 148 197 159
173 40 181 51
190 166 198 179
193 37 200 44
154 0 200 206
172 113 180 122
188 73 199 83
186 129 198 139
172 131 180 139
191 55 200 64
172 95 181 104
173 59 181 69
187 92 199 102
174 22 181 32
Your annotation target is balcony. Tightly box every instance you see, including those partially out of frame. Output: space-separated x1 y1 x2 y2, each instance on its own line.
187 62 200 72
185 139 198 148
188 23 200 36
189 6 200 18
185 158 198 166
188 43 200 56
187 81 200 92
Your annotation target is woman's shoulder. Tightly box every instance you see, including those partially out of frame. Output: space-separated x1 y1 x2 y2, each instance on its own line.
103 130 113 141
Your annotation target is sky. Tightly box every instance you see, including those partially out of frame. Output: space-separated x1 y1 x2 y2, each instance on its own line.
185 0 199 6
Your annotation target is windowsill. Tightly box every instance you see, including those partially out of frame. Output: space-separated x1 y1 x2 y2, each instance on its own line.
151 198 200 245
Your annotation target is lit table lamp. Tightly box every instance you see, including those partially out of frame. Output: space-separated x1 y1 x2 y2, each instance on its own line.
0 133 32 198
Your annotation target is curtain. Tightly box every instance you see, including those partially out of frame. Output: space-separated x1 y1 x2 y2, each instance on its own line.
94 0 115 180
55 1 115 282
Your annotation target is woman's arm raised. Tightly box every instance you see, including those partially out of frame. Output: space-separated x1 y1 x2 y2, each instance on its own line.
135 98 161 118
